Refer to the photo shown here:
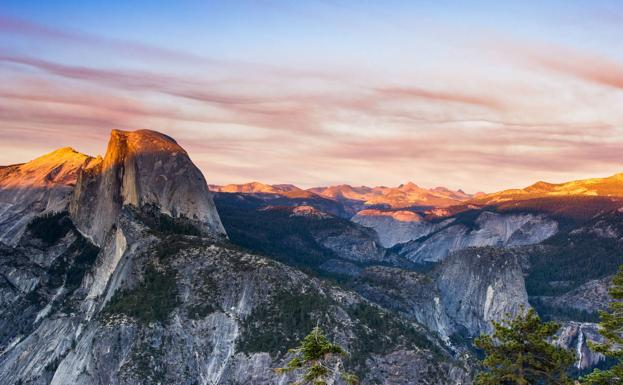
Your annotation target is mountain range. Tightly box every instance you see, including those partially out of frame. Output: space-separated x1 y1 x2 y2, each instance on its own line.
212 172 623 215
211 181 477 210
1 129 622 384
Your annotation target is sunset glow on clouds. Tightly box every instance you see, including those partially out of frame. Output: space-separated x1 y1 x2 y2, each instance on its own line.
1 1 623 192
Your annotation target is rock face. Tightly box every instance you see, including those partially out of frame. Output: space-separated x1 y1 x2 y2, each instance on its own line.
436 247 530 336
349 246 531 340
70 129 225 245
352 209 453 248
349 266 455 340
0 212 99 363
0 148 98 245
307 217 389 264
556 322 605 370
397 211 558 263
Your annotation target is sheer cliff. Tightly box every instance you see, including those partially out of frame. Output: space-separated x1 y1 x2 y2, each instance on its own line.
70 129 225 246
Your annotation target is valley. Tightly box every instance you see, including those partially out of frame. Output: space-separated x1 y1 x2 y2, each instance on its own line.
1 129 621 384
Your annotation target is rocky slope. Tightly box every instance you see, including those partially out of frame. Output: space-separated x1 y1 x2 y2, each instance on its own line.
0 212 99 354
525 208 623 299
352 209 453 248
343 246 530 342
396 210 558 263
1 207 469 385
435 247 530 337
0 148 98 246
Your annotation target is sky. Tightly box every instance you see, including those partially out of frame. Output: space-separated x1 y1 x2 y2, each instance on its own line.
1 1 623 193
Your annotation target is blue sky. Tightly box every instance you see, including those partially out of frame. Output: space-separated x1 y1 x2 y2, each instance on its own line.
1 1 622 191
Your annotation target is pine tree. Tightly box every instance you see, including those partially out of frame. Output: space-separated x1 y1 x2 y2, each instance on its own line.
582 266 623 385
474 308 575 385
275 326 358 385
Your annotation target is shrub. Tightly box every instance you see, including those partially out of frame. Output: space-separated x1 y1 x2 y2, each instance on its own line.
27 211 73 244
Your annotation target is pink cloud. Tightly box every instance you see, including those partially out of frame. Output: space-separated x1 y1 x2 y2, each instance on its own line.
533 49 623 90
374 86 504 110
493 39 623 90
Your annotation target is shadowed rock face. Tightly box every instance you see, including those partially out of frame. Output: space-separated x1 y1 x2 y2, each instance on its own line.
437 247 530 336
352 209 454 248
556 322 606 370
350 246 531 340
70 129 225 245
396 211 558 263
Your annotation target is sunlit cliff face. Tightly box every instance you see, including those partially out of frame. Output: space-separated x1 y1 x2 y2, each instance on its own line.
355 209 424 223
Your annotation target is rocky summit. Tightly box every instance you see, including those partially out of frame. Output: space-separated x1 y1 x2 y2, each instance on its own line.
70 129 225 246
1 129 622 384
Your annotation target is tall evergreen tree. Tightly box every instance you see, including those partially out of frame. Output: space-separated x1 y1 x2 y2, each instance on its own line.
582 266 623 385
474 308 575 385
275 326 358 385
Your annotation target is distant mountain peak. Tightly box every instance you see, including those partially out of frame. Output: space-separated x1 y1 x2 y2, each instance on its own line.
0 147 97 245
401 181 420 189
2 147 97 188
311 182 472 209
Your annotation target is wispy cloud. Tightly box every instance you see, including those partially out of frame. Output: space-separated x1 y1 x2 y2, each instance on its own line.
532 48 623 90
493 39 623 90
374 86 505 110
0 54 262 104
